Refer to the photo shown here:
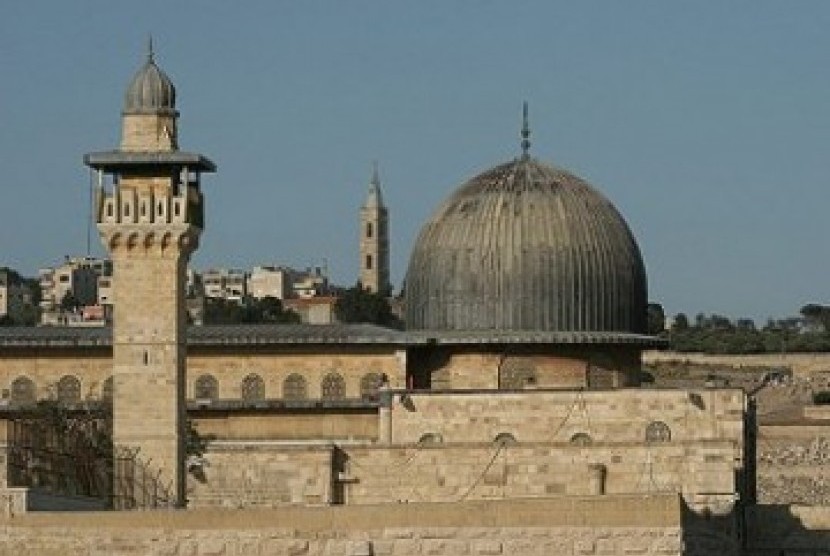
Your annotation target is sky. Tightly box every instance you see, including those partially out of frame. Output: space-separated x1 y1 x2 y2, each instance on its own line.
1 2 829 323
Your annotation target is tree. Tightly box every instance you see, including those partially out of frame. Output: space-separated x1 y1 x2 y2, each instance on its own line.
204 296 300 325
672 313 689 331
646 302 666 335
334 283 402 328
60 291 81 312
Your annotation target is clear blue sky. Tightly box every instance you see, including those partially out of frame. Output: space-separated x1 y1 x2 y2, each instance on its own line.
2 2 829 322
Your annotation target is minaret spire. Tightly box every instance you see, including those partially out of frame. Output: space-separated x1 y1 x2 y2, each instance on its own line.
371 159 380 187
520 101 531 160
147 34 155 63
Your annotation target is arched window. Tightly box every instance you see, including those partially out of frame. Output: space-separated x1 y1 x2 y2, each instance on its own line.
359 372 383 400
102 376 114 401
11 376 36 404
321 372 346 400
241 373 265 402
645 421 672 443
365 254 373 270
194 374 218 400
494 432 517 446
283 373 307 401
570 432 593 446
366 222 373 238
57 375 81 404
418 433 443 445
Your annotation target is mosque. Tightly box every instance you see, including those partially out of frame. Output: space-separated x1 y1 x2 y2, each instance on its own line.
0 46 750 553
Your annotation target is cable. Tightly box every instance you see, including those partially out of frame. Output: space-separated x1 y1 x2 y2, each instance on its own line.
457 443 505 501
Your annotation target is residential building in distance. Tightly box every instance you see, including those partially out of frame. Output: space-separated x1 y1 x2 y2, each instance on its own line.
0 269 33 323
283 295 338 325
202 268 248 302
38 256 111 325
293 267 329 299
247 265 299 301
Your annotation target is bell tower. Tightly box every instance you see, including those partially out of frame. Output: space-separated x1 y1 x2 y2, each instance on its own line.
359 162 390 294
84 41 215 506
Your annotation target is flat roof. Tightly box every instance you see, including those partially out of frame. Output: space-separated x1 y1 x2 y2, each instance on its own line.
84 150 216 172
0 324 664 349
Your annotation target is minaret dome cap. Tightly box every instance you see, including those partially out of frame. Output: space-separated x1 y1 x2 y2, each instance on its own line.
123 39 177 115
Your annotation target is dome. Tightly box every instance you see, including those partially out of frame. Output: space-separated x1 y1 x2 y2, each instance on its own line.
405 156 647 335
123 49 176 115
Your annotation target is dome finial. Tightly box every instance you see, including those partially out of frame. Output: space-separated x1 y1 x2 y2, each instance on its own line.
520 101 531 159
147 34 154 63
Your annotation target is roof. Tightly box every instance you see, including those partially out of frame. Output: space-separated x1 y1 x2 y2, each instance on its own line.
84 151 216 172
405 157 648 338
0 324 663 349
0 323 408 348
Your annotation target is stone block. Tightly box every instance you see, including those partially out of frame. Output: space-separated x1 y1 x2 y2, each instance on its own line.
470 540 502 555
423 539 469 555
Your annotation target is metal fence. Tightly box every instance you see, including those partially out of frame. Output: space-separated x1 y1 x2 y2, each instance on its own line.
7 411 175 510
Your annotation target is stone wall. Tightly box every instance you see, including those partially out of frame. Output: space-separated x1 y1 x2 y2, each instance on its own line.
192 410 378 441
415 345 641 390
341 442 738 512
644 350 830 377
386 389 746 447
188 442 334 509
0 495 740 556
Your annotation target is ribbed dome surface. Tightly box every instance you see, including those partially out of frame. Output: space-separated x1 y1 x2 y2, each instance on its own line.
405 157 647 335
123 55 176 114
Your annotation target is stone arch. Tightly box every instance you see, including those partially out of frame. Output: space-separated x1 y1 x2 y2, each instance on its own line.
57 375 81 404
161 232 173 250
194 374 218 400
241 373 265 402
570 432 593 446
359 372 383 400
126 232 139 250
102 376 114 401
645 421 672 443
11 376 36 404
321 372 346 400
282 373 307 401
108 233 122 250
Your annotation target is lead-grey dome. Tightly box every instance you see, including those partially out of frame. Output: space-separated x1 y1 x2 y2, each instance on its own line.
405 157 647 335
123 50 176 115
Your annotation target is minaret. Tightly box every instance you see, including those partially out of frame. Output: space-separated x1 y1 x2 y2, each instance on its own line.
84 41 215 506
359 162 390 294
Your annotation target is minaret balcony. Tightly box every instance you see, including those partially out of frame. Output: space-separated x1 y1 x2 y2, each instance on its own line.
97 188 203 228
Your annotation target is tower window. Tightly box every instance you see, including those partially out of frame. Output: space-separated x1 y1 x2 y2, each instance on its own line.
365 254 373 270
366 222 373 238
